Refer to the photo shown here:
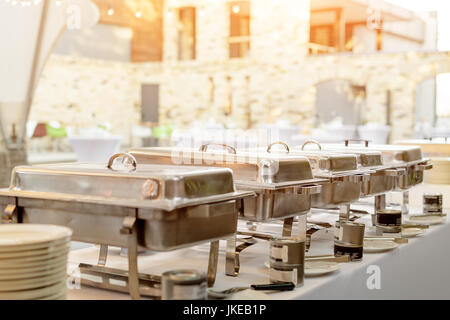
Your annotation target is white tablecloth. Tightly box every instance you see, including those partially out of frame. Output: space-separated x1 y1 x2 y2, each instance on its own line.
67 184 450 300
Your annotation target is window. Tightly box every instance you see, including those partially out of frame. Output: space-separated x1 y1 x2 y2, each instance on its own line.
178 7 196 60
310 25 335 49
309 8 340 54
229 1 250 58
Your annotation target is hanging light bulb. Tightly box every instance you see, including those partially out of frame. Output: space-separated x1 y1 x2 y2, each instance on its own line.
135 10 142 19
107 7 114 16
232 4 240 14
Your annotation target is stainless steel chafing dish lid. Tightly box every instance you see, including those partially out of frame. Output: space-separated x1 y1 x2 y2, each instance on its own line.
319 143 425 167
300 141 383 168
244 144 363 177
128 147 325 188
289 151 358 174
7 160 253 211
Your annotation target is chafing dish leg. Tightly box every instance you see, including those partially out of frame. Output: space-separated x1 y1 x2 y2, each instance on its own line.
78 264 161 298
339 204 350 221
282 217 294 237
402 191 409 215
225 235 239 277
207 240 219 287
375 194 386 211
120 216 140 300
225 234 258 277
97 245 108 267
374 194 386 226
2 204 18 223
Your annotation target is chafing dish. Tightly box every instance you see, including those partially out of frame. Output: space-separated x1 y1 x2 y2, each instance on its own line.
129 145 325 222
128 145 325 276
0 153 253 299
245 142 371 219
315 140 433 214
300 140 402 198
326 140 432 190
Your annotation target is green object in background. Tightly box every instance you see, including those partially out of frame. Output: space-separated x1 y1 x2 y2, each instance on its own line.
152 125 173 139
45 123 67 138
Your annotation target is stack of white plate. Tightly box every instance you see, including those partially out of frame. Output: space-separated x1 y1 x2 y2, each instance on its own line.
0 224 72 300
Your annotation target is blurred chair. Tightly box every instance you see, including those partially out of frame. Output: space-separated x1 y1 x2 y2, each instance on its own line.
32 123 47 138
143 125 173 147
28 122 48 153
45 122 67 152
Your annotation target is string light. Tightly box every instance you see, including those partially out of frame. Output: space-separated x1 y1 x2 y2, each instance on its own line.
2 0 64 6
2 0 144 20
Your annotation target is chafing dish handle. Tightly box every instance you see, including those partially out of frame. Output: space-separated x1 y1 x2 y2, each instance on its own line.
335 173 370 183
296 184 322 195
267 141 290 153
344 139 370 147
416 163 433 171
199 143 236 154
107 153 137 172
381 168 406 176
301 140 322 150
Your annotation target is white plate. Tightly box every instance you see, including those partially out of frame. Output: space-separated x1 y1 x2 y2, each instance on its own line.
265 260 341 277
0 262 67 279
0 246 69 265
406 215 446 225
364 240 399 253
0 224 72 248
0 271 67 292
0 237 70 253
401 228 426 238
0 280 67 300
0 242 70 259
305 261 341 277
0 253 67 270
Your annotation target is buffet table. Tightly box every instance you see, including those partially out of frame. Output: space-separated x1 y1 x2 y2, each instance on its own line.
67 184 450 300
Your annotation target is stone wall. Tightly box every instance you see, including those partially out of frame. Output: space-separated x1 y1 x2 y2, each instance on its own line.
29 0 450 146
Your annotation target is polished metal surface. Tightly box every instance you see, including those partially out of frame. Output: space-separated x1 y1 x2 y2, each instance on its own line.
335 221 365 246
318 141 432 190
248 144 380 207
300 140 402 197
161 270 207 300
241 145 368 208
270 238 305 265
129 147 316 184
269 260 304 287
9 162 248 211
375 208 402 233
128 147 325 222
423 192 443 214
0 154 253 299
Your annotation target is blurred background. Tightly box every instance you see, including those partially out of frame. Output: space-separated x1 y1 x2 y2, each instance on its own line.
0 0 449 184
